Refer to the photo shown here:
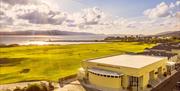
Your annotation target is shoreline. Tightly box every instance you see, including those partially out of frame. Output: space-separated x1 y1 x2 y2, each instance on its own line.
46 40 104 42
0 41 107 46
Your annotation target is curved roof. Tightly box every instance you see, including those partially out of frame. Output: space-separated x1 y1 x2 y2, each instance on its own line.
88 68 123 76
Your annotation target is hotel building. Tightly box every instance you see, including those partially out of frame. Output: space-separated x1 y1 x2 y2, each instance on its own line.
78 54 168 91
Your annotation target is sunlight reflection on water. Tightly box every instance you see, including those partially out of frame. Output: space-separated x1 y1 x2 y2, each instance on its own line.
21 41 106 45
0 35 107 45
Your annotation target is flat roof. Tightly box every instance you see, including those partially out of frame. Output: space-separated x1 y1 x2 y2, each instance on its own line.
87 54 166 68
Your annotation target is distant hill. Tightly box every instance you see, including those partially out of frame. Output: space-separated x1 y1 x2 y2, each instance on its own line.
1 30 179 37
0 30 94 35
154 31 180 37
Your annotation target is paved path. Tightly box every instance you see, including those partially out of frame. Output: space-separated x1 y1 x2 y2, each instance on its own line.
54 81 85 91
0 81 48 91
0 81 86 91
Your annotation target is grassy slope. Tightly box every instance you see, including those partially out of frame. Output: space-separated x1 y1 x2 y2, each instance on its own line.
0 42 155 84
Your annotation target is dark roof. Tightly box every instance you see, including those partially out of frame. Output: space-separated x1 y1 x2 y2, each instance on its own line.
151 43 180 51
137 51 177 59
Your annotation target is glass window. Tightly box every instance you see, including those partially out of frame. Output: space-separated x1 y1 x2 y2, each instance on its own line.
129 76 139 86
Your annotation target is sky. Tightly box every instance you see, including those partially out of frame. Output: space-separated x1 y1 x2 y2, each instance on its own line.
55 0 177 17
0 0 180 35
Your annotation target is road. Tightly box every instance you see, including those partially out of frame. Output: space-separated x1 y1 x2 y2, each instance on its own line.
0 81 85 91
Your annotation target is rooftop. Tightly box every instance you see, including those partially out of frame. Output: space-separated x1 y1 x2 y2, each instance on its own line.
88 54 166 68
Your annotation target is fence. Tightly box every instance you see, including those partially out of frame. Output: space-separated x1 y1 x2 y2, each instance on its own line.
58 74 77 87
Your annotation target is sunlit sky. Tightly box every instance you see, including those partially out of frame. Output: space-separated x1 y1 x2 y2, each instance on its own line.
53 0 177 17
0 0 179 34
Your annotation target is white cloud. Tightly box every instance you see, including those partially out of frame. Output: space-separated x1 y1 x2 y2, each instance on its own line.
0 0 179 35
68 7 107 28
144 1 180 18
1 0 38 5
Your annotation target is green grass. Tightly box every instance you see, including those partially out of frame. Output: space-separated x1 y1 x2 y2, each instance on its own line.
0 42 155 84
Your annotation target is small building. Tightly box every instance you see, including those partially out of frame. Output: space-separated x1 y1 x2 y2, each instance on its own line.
166 62 176 72
78 54 168 91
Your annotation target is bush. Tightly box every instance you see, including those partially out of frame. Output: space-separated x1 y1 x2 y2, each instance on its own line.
163 72 167 77
13 87 22 91
24 84 45 91
4 89 12 91
7 44 19 47
147 84 152 88
20 69 30 73
12 83 49 91
40 82 48 91
0 44 7 47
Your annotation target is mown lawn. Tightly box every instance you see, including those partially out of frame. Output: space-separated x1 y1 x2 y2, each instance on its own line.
0 42 155 84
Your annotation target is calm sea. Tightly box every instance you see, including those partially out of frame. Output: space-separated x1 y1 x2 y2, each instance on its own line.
0 35 107 45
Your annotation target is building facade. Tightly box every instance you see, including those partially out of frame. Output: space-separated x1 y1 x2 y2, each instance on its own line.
78 54 168 91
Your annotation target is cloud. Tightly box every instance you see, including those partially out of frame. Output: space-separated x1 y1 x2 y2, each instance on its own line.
144 1 180 18
68 7 106 29
0 0 68 25
0 0 106 26
0 0 179 34
0 3 14 25
0 16 14 25
17 10 67 25
1 0 38 5
81 7 105 25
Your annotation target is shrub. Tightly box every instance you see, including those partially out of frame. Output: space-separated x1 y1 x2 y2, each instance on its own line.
11 83 49 91
7 44 19 47
24 84 48 91
0 44 7 47
4 89 12 91
40 82 48 91
20 69 30 73
147 84 152 88
163 72 167 77
155 72 158 74
13 87 22 91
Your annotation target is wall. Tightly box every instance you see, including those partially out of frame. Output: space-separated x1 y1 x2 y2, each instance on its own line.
139 58 168 89
89 72 122 91
82 58 168 90
83 61 141 77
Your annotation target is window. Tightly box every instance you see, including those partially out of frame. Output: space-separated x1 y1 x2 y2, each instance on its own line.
89 71 121 78
129 76 139 87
